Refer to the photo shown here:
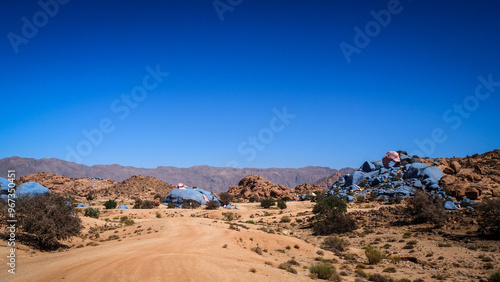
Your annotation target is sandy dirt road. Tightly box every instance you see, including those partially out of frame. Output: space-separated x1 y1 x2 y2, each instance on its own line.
1 210 317 282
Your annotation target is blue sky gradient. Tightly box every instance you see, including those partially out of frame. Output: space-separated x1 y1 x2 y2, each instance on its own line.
1 0 499 169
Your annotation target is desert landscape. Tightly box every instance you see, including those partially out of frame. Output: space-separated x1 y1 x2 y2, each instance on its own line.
1 150 499 281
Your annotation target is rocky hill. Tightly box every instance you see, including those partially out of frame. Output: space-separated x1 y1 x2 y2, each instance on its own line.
94 175 176 200
228 174 324 201
0 156 350 193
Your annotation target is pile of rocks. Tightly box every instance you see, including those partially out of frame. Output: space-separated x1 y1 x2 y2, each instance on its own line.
328 151 446 202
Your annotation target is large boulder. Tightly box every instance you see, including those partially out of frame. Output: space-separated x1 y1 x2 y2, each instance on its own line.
450 161 461 173
361 161 376 172
14 182 50 198
421 166 444 181
344 171 365 186
382 151 401 167
403 163 429 179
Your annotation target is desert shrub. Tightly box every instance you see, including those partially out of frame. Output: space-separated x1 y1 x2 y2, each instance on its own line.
120 216 135 226
251 246 263 255
181 199 201 209
313 212 357 235
205 200 220 210
103 199 117 209
153 193 163 202
383 267 396 273
223 212 234 221
403 231 412 238
280 216 291 223
312 195 356 235
261 198 276 208
277 199 287 209
278 263 298 274
405 190 447 226
133 198 156 209
84 207 100 219
14 194 83 250
369 273 389 282
249 197 257 203
477 198 500 238
218 192 233 206
491 270 500 282
156 212 162 218
85 193 94 201
322 236 350 252
281 196 292 202
365 244 383 265
313 195 347 218
309 263 340 281
167 202 176 209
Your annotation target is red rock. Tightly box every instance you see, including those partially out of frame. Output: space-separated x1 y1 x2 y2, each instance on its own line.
450 161 461 174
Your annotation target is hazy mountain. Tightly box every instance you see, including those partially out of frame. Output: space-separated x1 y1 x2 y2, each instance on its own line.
0 156 353 193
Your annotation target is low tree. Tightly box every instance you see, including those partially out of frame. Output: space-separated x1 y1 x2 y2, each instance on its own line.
477 198 500 239
205 200 220 210
261 198 276 208
15 194 83 250
218 192 233 206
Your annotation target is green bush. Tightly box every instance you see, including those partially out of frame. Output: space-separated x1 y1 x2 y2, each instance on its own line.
491 270 500 282
224 212 234 221
280 216 291 223
313 212 357 235
322 236 350 252
477 199 500 239
365 244 383 265
261 198 276 208
277 199 287 209
167 202 176 209
104 199 117 209
313 195 347 218
281 196 292 202
120 216 135 226
84 208 100 219
249 197 257 203
309 263 340 281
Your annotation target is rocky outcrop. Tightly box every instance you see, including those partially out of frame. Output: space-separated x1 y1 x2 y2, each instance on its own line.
228 175 324 201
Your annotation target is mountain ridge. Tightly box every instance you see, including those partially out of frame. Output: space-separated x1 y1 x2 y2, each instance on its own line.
0 156 352 193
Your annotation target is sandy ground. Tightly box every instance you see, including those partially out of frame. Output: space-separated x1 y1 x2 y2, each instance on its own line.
1 201 499 282
0 202 326 282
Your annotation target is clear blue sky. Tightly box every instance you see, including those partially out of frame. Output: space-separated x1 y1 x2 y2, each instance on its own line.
1 0 499 169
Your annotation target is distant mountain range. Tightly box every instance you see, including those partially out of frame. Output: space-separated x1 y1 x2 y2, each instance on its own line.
0 156 354 193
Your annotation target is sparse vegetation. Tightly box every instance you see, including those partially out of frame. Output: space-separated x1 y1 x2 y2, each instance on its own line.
133 198 156 209
309 263 340 281
280 216 291 223
322 236 350 252
251 246 263 255
84 207 100 219
365 244 383 265
279 262 298 274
